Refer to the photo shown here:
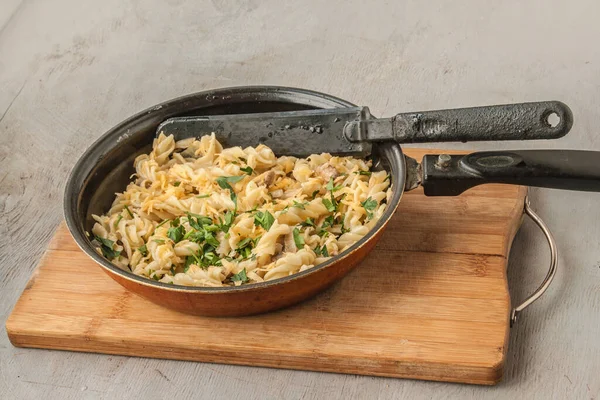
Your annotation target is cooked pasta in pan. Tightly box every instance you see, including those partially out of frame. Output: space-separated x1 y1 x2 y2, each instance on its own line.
90 133 392 287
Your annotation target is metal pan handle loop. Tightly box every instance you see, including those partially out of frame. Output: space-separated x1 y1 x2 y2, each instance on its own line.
510 197 558 327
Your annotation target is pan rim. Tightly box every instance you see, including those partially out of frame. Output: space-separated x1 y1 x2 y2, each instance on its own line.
64 85 405 294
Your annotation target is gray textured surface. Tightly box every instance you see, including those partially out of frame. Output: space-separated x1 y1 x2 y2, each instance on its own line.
1 1 599 399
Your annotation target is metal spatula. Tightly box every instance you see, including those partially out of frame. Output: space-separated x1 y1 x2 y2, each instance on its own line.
156 101 572 157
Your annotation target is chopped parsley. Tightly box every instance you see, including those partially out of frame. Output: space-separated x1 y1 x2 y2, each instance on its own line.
185 229 205 243
321 215 335 229
322 198 336 212
216 175 245 190
231 268 249 283
156 219 170 229
204 232 220 248
317 230 329 238
123 204 134 218
184 244 221 270
325 177 343 192
254 210 275 231
173 181 181 187
95 236 121 259
300 218 315 227
184 255 196 272
219 211 235 233
355 170 372 176
240 166 253 175
361 197 378 219
236 237 253 250
216 175 245 203
293 228 305 249
138 244 148 257
311 190 320 199
314 244 329 257
187 213 213 230
292 200 308 209
235 237 255 259
167 224 185 243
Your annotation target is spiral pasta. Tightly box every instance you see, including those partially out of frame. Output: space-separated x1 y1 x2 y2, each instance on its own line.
91 133 391 287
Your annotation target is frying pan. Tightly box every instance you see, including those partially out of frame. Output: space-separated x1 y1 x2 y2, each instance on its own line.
64 86 600 319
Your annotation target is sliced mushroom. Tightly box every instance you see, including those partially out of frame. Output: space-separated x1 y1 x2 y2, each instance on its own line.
262 170 275 187
283 231 297 253
271 239 285 262
317 164 339 181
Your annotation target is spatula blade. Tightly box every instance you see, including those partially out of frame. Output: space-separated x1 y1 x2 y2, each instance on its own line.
156 107 371 157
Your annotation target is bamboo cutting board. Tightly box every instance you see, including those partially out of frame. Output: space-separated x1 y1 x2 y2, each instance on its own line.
6 149 527 385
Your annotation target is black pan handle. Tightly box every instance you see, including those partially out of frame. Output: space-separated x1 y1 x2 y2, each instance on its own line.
421 150 600 196
393 101 573 143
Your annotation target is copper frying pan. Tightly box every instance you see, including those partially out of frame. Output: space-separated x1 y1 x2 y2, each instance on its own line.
64 86 600 317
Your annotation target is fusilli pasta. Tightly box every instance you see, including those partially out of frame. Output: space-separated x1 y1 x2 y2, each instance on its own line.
91 133 391 286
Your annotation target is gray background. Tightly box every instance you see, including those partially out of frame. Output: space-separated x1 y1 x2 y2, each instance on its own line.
1 1 599 399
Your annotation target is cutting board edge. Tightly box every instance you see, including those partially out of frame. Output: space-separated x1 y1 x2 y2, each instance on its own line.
5 330 504 385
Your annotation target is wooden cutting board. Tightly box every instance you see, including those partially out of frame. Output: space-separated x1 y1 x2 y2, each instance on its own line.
6 149 527 385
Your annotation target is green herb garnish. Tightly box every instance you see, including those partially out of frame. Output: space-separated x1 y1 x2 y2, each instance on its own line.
314 244 329 257
216 175 244 192
173 181 181 187
293 228 305 249
292 200 308 209
240 166 253 175
123 205 134 218
321 215 334 229
138 244 148 257
219 211 235 233
216 175 245 204
185 229 205 243
322 198 336 212
361 197 378 219
317 230 329 238
356 170 372 176
156 219 170 229
216 175 245 189
187 213 212 231
196 194 210 199
326 177 343 192
311 190 320 199
300 218 315 227
236 238 253 250
167 225 185 243
254 210 275 231
95 235 121 259
114 214 123 228
184 255 196 272
204 232 220 248
231 268 249 283
153 239 165 244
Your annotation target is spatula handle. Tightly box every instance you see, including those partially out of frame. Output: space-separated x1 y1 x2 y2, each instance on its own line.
393 101 573 143
345 101 573 144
